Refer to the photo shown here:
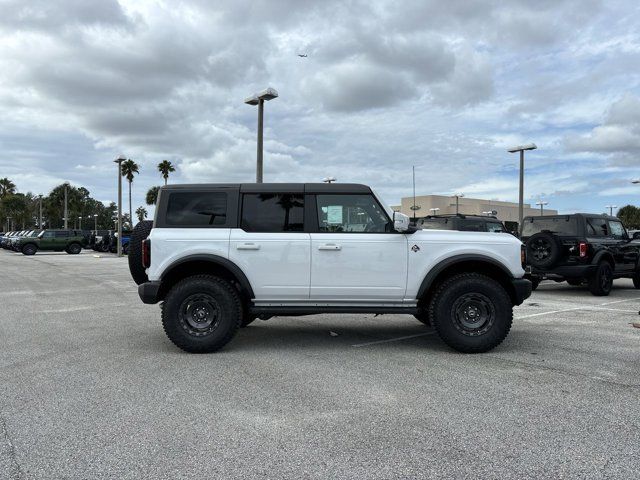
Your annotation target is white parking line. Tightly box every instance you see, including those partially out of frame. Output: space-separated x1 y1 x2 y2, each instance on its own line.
352 331 435 347
516 296 640 320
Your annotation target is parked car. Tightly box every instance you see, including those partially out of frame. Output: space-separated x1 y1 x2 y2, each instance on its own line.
16 229 87 255
521 214 640 295
416 214 508 233
129 182 530 354
11 230 41 251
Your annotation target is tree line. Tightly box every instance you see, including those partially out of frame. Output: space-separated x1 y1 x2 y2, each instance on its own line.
1 160 175 232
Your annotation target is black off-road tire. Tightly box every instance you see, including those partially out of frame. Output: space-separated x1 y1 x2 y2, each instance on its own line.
413 310 431 326
128 220 153 285
162 275 242 353
67 243 82 254
526 232 562 269
588 261 613 296
21 244 37 256
429 273 513 353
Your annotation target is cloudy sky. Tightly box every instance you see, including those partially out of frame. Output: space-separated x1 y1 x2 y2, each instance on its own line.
0 0 639 215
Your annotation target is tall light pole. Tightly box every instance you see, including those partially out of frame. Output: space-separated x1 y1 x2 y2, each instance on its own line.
410 166 421 221
39 195 43 228
114 155 125 257
453 193 464 215
605 205 617 216
508 143 537 228
536 200 548 216
78 216 83 230
63 183 69 229
244 87 278 183
94 214 98 233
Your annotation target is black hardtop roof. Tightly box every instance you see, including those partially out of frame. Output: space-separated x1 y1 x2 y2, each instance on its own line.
523 213 619 221
159 183 372 194
422 214 500 220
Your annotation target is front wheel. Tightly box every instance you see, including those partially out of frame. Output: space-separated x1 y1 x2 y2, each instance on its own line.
429 273 513 353
21 244 37 256
162 275 242 353
588 262 613 296
67 243 82 254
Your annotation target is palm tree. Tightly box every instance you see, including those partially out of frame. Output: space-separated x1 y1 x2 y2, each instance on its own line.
0 178 16 198
135 206 148 223
146 186 160 206
121 159 139 229
157 160 175 185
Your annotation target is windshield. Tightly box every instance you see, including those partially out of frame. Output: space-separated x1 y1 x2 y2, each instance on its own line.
522 217 578 236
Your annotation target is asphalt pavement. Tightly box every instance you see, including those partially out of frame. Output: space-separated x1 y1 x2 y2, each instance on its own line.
1 250 639 479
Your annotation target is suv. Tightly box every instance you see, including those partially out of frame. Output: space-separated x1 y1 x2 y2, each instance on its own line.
521 214 640 295
129 183 530 354
17 229 86 255
417 214 507 233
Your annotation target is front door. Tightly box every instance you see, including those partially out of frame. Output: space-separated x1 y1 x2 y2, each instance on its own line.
228 192 310 301
310 193 408 301
39 231 56 249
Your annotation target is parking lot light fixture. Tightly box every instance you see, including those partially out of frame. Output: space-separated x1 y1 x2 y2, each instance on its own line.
114 155 126 257
245 87 278 183
482 211 493 216
536 200 548 216
323 177 336 183
453 193 464 215
632 179 640 184
429 207 440 215
78 216 83 230
507 143 537 229
93 214 98 232
605 205 617 216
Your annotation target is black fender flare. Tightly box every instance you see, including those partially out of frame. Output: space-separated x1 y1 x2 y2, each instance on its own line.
591 250 614 266
160 254 255 299
416 254 515 299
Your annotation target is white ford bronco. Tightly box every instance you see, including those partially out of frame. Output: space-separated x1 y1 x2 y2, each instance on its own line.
129 183 531 353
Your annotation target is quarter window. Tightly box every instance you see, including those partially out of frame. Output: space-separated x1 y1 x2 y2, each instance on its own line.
166 192 228 226
316 194 391 233
241 193 304 232
587 218 609 236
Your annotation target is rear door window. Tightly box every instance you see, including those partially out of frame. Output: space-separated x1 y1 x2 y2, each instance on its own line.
608 220 626 239
486 222 506 233
166 192 228 227
55 231 70 238
241 193 304 232
459 220 486 232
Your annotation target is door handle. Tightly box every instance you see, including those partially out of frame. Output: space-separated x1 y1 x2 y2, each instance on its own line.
318 244 341 251
237 243 260 250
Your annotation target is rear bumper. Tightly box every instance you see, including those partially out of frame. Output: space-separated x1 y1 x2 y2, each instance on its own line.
526 264 597 279
138 281 161 304
511 278 532 306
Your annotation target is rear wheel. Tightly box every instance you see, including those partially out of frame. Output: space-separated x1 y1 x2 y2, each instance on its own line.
429 273 512 353
162 275 241 353
21 244 37 256
588 262 613 296
67 243 82 254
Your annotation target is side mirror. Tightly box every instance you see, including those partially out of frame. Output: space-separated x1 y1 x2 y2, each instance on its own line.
393 212 411 233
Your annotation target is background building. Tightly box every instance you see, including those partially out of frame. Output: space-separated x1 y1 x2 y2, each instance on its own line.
391 194 557 223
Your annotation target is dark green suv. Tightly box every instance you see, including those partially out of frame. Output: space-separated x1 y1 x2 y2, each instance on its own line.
17 229 86 256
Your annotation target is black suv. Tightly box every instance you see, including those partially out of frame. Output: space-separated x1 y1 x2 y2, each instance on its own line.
417 214 507 233
521 214 640 295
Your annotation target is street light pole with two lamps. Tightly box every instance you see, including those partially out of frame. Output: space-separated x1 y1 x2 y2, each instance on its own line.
536 200 548 216
507 143 537 228
605 205 617 216
244 88 278 183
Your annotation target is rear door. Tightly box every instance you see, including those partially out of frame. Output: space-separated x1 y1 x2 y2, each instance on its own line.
309 193 407 301
608 219 638 272
54 230 70 249
228 191 310 301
